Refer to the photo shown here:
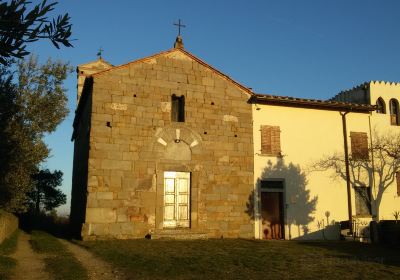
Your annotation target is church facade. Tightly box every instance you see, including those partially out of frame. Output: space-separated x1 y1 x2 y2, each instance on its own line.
71 38 400 240
71 38 254 240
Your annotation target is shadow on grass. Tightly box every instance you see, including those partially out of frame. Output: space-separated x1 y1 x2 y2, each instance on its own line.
297 241 400 267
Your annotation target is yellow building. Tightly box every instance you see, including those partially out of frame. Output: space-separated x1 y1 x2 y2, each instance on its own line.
252 81 400 240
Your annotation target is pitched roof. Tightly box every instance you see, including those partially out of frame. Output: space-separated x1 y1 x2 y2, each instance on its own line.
252 93 375 113
90 48 254 96
77 58 113 68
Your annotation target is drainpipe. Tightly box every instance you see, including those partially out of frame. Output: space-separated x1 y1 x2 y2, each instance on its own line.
368 114 377 220
340 111 353 233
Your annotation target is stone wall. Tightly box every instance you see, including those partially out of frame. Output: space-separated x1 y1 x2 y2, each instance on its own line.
0 210 18 244
79 49 254 239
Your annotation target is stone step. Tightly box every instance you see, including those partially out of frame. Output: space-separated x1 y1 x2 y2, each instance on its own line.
150 229 208 240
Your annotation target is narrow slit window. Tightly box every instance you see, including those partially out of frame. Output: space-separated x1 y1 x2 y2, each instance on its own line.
171 94 185 122
389 99 399 126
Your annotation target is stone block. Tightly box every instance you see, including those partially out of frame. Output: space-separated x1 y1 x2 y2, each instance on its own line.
109 223 122 236
101 159 131 170
117 214 129 222
91 223 110 236
97 192 114 200
157 71 168 80
87 176 98 187
121 222 134 235
122 177 136 189
110 175 122 189
205 194 220 201
107 151 123 160
169 72 186 83
98 199 124 208
86 208 116 223
150 79 178 89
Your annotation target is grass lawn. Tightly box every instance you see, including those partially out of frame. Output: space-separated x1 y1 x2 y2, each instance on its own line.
30 231 87 280
81 239 400 279
0 230 19 280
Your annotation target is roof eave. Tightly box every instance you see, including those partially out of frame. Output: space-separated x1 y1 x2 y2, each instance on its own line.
252 95 376 113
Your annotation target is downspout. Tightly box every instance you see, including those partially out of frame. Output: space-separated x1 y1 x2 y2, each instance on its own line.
368 113 377 220
340 111 353 233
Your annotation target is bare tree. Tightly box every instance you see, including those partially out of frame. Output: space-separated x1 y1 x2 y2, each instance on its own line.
312 130 400 220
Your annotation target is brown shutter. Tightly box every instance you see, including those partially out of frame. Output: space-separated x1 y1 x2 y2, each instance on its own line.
350 132 369 160
396 172 400 196
261 125 281 156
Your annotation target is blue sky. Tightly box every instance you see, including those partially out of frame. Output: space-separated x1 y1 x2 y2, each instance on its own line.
28 0 400 214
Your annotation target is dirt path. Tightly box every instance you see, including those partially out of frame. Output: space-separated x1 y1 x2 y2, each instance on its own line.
58 239 124 280
10 231 50 280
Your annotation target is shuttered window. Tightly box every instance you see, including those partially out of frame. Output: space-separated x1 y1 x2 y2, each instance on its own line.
355 186 371 216
261 125 281 156
350 132 369 160
396 172 400 196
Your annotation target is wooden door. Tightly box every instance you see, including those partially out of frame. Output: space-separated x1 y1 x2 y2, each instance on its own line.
163 171 190 228
260 192 284 239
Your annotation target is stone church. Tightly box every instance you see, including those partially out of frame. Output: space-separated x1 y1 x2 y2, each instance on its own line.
70 36 255 240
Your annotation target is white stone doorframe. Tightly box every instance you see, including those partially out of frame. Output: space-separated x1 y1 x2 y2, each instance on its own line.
163 171 191 228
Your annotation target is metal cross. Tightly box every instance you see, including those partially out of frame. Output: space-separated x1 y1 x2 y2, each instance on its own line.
97 47 104 59
173 19 186 36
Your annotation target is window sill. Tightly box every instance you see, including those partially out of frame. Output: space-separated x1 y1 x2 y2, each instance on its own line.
257 153 283 157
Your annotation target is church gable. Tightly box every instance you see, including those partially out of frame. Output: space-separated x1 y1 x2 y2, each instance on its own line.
92 48 252 100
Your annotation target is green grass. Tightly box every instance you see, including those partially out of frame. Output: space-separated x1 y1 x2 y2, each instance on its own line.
81 239 400 280
30 231 87 280
0 230 19 280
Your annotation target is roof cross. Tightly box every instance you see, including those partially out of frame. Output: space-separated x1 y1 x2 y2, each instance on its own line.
97 47 104 59
173 19 186 36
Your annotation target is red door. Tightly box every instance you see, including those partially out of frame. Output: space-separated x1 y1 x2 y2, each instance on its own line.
261 192 284 239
